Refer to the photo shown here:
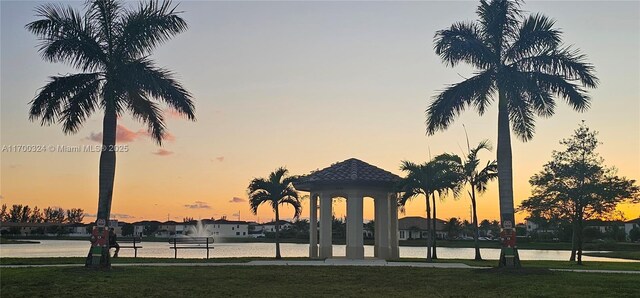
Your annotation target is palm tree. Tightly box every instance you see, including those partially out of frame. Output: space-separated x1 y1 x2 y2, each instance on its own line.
429 153 463 259
398 154 462 262
459 140 498 260
427 0 597 265
248 167 302 259
26 0 194 266
446 217 463 239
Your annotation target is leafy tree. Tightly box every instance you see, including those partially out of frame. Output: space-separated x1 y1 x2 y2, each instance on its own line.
0 204 7 222
29 206 44 223
8 205 25 222
26 0 194 266
519 123 640 264
248 167 302 259
66 208 85 223
398 154 463 262
427 0 598 265
44 207 66 223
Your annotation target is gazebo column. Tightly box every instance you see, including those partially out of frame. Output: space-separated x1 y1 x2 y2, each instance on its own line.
319 193 333 258
346 192 364 259
389 193 399 259
309 193 318 258
375 195 390 259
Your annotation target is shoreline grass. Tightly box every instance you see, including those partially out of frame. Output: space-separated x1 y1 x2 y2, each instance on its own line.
583 251 640 261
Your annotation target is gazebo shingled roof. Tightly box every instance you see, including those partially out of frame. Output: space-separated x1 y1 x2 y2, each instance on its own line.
294 158 401 191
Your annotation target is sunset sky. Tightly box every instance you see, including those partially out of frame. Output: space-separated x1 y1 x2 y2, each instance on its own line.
1 1 638 224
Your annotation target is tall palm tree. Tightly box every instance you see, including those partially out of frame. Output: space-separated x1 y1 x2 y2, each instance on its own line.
26 0 194 266
459 140 498 260
430 153 463 259
427 0 597 264
248 167 302 259
398 154 462 262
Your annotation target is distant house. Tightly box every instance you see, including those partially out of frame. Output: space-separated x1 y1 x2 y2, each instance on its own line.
132 220 162 237
525 218 558 236
584 219 625 234
67 223 90 236
155 221 191 237
624 218 640 241
256 220 293 233
201 219 250 238
398 216 447 240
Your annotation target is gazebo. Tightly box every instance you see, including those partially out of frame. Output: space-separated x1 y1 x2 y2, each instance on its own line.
294 158 401 259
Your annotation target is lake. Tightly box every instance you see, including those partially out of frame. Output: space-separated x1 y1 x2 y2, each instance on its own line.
0 240 636 262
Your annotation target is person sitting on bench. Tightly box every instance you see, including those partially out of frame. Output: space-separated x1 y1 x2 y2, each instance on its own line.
109 228 120 258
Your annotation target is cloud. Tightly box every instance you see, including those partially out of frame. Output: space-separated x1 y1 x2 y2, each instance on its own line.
215 156 225 162
86 124 176 143
232 212 240 217
84 213 136 219
184 201 211 209
111 213 136 219
0 195 3 200
229 197 246 203
153 149 174 156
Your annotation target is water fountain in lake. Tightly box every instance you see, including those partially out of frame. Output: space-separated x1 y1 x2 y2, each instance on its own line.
184 220 215 239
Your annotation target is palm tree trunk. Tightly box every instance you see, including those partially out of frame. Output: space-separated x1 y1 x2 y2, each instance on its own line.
425 195 432 262
275 205 282 259
431 194 437 260
90 110 117 267
496 89 519 266
471 188 482 261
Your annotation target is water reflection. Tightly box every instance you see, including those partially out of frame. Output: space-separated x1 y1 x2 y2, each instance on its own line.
0 240 636 263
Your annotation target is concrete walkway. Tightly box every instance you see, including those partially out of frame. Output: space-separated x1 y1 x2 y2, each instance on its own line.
2 259 639 274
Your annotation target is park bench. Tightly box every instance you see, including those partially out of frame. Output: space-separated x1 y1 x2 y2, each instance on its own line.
118 237 143 258
169 237 214 259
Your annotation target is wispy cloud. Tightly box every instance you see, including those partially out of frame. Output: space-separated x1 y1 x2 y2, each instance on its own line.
153 149 174 156
86 124 176 143
0 194 4 200
215 156 225 162
85 213 136 219
184 201 211 209
229 197 246 203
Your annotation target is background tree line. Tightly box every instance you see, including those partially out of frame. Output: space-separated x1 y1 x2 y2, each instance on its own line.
0 204 85 224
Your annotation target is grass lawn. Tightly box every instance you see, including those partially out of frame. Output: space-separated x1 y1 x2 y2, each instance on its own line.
583 251 640 261
2 257 638 271
1 266 639 298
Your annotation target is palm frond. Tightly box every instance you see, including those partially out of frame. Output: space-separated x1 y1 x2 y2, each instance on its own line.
61 77 102 134
26 3 105 71
116 0 188 59
527 72 590 112
476 0 522 52
88 0 122 49
506 13 561 62
280 197 302 219
29 73 101 127
122 58 195 120
506 88 536 141
434 21 494 69
126 89 166 144
426 70 495 135
513 47 599 88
